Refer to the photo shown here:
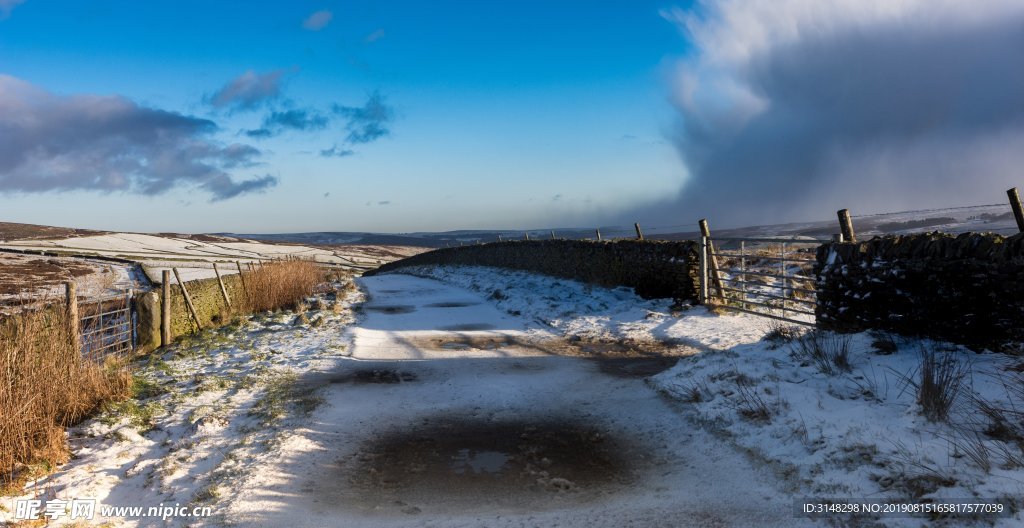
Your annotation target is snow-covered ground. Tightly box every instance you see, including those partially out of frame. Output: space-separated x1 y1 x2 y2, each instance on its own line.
0 232 425 283
0 252 144 311
3 265 1021 526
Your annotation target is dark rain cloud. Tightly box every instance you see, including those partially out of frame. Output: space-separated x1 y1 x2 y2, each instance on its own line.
637 2 1024 228
0 75 276 200
207 69 289 112
332 91 394 144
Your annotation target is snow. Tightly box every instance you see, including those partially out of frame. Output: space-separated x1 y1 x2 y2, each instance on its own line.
0 233 417 284
3 264 1021 526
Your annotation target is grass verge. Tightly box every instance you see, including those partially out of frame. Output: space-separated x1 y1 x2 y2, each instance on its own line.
1 305 131 489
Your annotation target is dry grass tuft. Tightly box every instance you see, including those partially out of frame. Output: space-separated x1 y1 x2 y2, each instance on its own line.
791 330 853 376
238 259 326 314
0 305 131 487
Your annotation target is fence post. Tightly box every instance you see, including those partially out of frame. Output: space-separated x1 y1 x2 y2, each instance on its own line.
128 288 136 352
213 262 232 309
524 232 530 241
596 228 602 242
1008 187 1024 233
235 261 249 296
550 230 556 240
698 219 725 298
498 235 503 242
172 267 203 331
837 209 856 243
161 270 171 346
65 282 80 354
634 222 644 241
698 237 709 304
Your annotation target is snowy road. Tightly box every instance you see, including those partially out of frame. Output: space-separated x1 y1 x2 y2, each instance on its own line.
224 274 808 527
8 268 1022 526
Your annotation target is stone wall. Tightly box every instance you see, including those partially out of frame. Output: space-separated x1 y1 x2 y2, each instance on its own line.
163 274 247 337
132 274 247 350
367 239 700 301
815 232 1024 349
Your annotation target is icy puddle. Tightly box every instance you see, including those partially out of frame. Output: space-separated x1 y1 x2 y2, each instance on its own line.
329 418 634 514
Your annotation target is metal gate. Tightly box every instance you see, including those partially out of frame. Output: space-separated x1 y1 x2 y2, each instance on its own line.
699 236 827 325
79 290 135 361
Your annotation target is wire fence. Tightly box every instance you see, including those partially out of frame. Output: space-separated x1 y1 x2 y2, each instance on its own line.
442 200 1020 246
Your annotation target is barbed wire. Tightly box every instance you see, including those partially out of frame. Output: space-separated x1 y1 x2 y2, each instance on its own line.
850 202 1009 218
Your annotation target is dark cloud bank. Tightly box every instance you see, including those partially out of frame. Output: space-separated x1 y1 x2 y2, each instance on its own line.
631 2 1024 229
0 75 276 200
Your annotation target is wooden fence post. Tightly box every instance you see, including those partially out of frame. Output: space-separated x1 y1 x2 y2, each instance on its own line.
837 209 856 243
1008 187 1024 233
596 228 602 242
698 237 709 304
634 223 644 240
235 261 249 296
172 267 202 331
698 219 725 298
65 282 79 354
161 270 171 346
213 262 231 309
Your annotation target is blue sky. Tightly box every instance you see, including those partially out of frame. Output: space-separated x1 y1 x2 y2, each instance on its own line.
0 1 690 233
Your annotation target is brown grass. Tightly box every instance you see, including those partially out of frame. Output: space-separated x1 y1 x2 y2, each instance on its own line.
0 305 130 487
238 259 326 313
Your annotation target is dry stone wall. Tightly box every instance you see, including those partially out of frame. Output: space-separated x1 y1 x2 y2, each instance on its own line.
815 232 1024 350
163 274 246 337
367 240 700 302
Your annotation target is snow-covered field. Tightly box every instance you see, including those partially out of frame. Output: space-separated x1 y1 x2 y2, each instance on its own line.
3 265 1021 526
0 232 426 284
0 252 143 310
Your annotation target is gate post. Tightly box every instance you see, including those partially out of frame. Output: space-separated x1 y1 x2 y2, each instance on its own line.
161 270 171 346
128 289 136 353
65 282 80 354
699 236 709 304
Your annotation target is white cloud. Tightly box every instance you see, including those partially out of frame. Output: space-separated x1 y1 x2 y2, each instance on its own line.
302 10 333 31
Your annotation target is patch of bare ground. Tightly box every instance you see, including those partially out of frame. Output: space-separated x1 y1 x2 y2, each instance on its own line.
0 222 104 241
0 254 97 296
152 232 241 243
328 244 430 260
